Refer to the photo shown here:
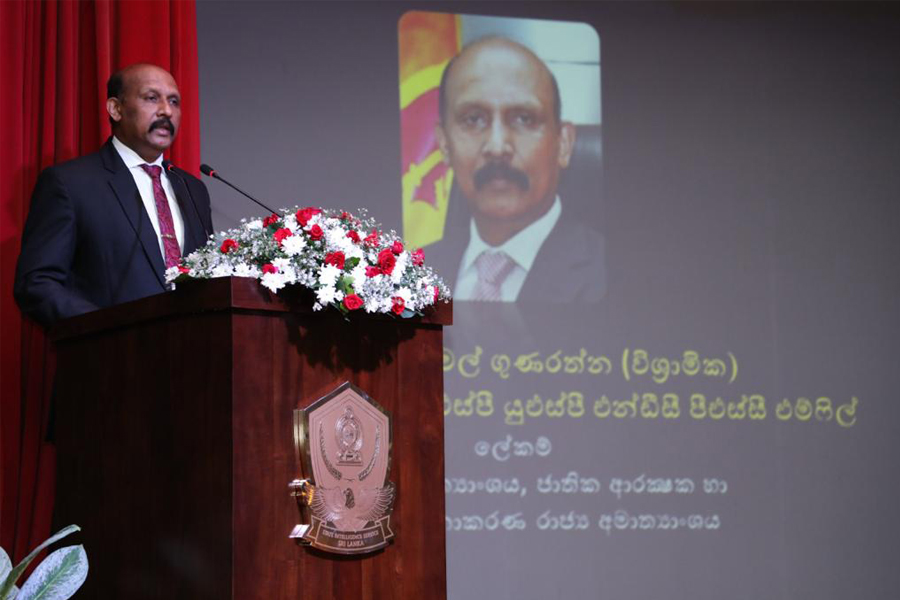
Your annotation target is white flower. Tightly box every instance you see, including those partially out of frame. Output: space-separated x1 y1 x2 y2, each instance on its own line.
211 263 234 278
281 234 307 256
261 271 289 292
391 252 409 284
318 264 341 287
349 264 367 286
395 286 412 304
233 263 260 278
365 297 382 313
305 214 324 230
246 219 263 230
345 243 364 261
165 266 181 282
284 213 299 233
325 227 351 252
272 257 294 273
316 285 338 305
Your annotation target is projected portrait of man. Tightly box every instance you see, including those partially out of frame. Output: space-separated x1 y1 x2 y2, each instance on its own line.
432 36 606 303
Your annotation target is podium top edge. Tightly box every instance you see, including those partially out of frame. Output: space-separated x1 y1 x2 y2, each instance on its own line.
51 277 453 341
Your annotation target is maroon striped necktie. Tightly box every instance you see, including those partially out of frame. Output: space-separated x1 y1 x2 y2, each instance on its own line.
140 164 181 269
472 250 517 302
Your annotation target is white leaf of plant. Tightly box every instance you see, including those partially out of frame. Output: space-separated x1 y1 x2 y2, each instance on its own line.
16 545 87 600
0 526 80 600
0 547 11 587
0 547 14 600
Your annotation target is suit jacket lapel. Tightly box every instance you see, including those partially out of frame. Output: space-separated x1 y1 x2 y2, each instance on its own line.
519 214 607 304
101 140 167 287
520 217 585 303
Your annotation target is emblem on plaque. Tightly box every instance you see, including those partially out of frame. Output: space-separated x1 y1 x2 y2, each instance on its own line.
289 382 395 554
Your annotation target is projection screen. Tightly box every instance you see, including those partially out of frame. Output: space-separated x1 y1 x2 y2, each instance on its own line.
196 2 900 598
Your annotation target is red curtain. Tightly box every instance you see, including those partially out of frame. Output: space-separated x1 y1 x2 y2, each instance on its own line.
0 0 201 563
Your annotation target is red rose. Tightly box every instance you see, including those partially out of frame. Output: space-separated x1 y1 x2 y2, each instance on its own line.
340 211 350 221
347 230 361 243
412 248 424 266
273 228 293 244
377 248 396 275
325 251 346 269
391 240 403 255
364 230 379 246
343 293 363 311
295 206 321 226
391 296 405 315
262 263 278 274
220 238 238 253
262 213 279 228
365 266 382 277
433 285 439 302
177 265 190 274
308 224 324 241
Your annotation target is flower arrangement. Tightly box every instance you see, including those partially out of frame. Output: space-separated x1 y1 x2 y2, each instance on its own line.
166 207 451 316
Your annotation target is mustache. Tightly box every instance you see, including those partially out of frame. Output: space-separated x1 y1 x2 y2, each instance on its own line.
473 162 529 191
149 117 175 134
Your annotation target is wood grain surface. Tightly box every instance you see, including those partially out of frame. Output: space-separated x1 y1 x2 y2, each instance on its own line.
52 278 449 599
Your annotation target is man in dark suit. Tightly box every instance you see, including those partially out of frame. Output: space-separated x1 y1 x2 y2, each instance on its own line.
428 36 605 303
15 63 213 326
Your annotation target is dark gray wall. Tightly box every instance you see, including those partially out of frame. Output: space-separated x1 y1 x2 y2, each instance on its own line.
198 3 900 599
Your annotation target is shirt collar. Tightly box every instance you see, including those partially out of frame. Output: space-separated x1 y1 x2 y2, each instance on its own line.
112 136 164 169
460 196 562 274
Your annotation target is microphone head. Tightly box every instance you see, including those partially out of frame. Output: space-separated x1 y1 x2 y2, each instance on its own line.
199 164 215 177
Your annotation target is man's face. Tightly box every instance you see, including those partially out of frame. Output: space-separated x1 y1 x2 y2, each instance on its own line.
436 41 574 241
107 65 181 162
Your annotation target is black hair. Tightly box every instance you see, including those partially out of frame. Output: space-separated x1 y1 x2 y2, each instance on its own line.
106 69 125 129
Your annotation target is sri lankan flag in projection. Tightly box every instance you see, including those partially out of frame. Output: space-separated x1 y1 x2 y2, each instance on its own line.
398 12 461 248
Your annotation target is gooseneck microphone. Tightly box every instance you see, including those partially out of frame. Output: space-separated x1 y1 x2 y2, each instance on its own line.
199 163 278 215
163 160 211 240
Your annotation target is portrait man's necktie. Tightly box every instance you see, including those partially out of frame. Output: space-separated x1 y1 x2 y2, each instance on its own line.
472 250 517 302
140 164 181 269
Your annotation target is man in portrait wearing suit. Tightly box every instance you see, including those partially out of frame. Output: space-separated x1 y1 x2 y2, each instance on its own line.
428 36 606 303
15 63 213 326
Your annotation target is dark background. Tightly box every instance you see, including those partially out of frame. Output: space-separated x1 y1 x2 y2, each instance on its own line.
197 3 900 599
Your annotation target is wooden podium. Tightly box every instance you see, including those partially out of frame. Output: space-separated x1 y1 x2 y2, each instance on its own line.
50 277 450 599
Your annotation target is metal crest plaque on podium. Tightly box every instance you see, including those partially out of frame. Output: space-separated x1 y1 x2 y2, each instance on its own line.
290 382 395 554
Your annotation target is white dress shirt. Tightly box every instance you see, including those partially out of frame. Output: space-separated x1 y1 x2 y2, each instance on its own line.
111 136 185 259
454 196 562 302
